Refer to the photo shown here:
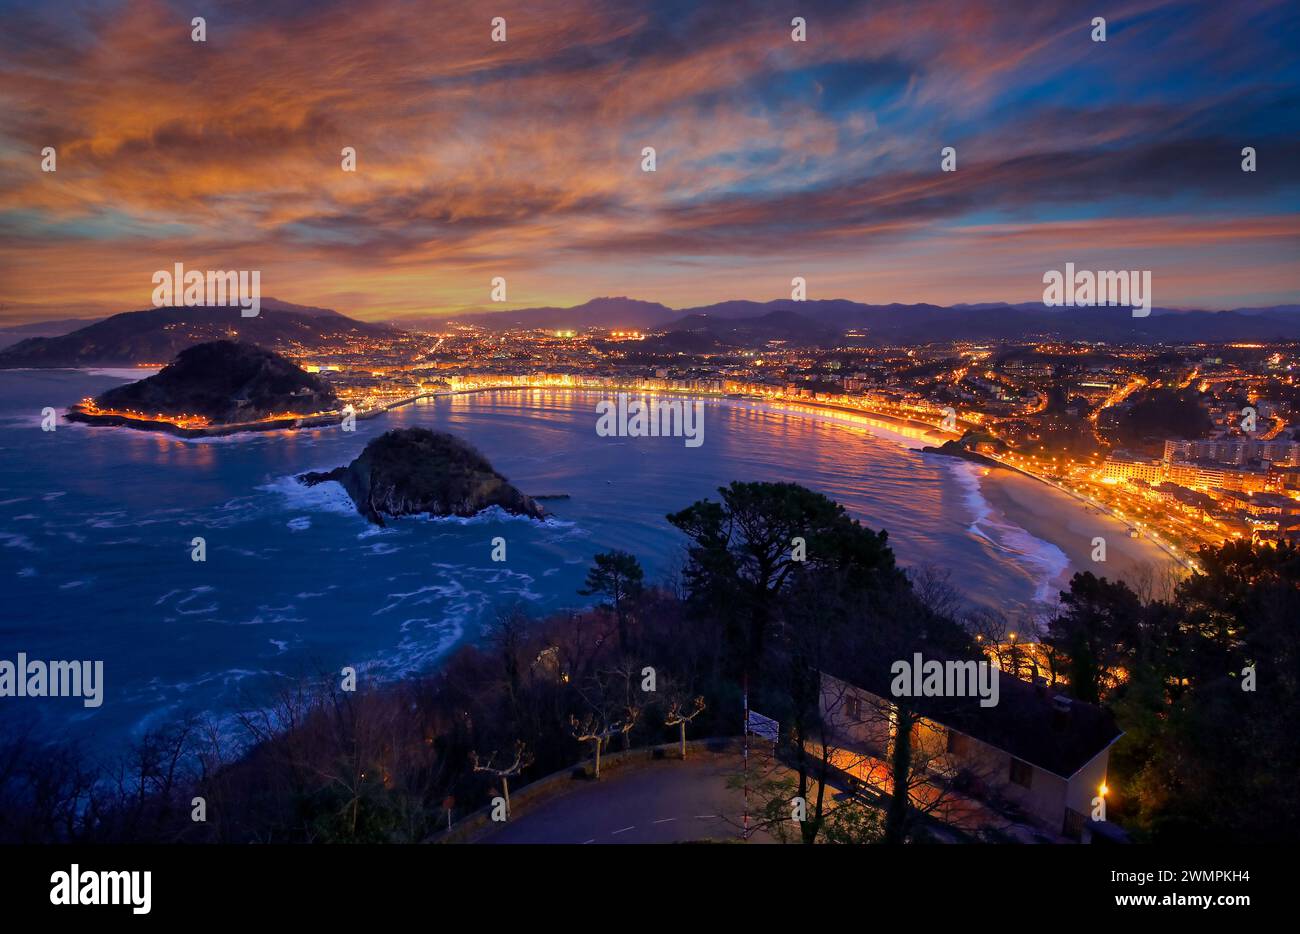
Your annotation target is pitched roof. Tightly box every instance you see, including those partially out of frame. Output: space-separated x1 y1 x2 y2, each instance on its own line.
825 662 1123 779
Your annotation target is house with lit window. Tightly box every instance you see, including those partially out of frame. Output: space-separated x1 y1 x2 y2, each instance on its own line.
817 667 1124 842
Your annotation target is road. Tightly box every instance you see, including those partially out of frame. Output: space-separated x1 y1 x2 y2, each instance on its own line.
479 749 780 844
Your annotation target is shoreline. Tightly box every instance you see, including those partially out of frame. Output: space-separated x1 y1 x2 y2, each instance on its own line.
64 406 350 437
974 464 1177 597
57 377 1177 600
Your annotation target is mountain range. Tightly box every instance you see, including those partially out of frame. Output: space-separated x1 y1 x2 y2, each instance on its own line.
436 296 1300 344
2 296 1299 367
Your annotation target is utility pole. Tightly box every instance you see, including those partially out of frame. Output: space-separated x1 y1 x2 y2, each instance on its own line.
742 671 749 840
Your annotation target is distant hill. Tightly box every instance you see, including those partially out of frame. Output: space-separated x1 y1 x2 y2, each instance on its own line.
665 300 1300 344
641 308 839 351
0 300 399 367
442 297 677 331
0 317 104 349
80 340 339 424
421 295 1300 343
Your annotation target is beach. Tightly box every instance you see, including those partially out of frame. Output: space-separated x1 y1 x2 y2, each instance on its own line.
976 465 1180 602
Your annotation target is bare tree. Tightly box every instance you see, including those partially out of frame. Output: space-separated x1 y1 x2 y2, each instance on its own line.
470 740 533 818
569 674 641 781
664 695 706 759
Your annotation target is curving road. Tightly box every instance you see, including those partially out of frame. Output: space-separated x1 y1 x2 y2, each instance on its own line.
479 749 783 844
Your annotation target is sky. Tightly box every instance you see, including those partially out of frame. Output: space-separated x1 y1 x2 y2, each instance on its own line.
0 0 1297 324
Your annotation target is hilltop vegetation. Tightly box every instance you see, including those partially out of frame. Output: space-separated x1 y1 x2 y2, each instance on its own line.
87 340 338 424
299 427 544 524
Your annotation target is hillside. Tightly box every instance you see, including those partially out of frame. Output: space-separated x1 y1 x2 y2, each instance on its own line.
0 300 398 367
80 340 339 425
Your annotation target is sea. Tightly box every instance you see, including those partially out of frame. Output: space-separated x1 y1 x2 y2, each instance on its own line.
1 369 1077 757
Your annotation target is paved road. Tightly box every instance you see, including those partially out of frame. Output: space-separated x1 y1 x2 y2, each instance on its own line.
480 750 779 844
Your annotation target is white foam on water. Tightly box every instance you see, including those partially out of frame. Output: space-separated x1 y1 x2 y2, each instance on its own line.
0 530 39 551
258 472 358 517
947 460 1071 607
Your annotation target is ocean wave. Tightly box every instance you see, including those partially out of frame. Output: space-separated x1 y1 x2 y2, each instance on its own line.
166 586 219 616
0 530 39 551
375 615 467 678
947 460 1070 607
411 505 573 528
257 472 358 517
374 580 471 615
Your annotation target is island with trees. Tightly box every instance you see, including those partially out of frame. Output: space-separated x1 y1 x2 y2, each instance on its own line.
298 427 545 525
66 339 344 437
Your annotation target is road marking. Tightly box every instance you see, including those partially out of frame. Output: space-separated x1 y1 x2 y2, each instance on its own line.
695 814 717 819
582 839 595 844
652 818 676 824
611 825 636 835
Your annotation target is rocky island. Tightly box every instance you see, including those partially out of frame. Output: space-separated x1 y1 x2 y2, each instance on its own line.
298 427 545 525
66 340 343 437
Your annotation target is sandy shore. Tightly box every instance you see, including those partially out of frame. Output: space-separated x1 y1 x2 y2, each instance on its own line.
976 465 1179 599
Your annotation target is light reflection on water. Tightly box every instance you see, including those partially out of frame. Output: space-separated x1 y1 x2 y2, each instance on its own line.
2 376 1070 753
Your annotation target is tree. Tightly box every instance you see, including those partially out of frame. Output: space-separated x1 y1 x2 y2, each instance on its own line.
470 741 533 819
668 481 901 675
578 550 645 654
1046 571 1144 704
569 708 638 780
570 670 641 779
664 694 706 759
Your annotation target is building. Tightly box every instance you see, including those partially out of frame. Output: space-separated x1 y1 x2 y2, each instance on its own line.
1102 452 1163 484
1164 436 1300 468
817 668 1123 842
1156 482 1216 518
1164 460 1270 493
